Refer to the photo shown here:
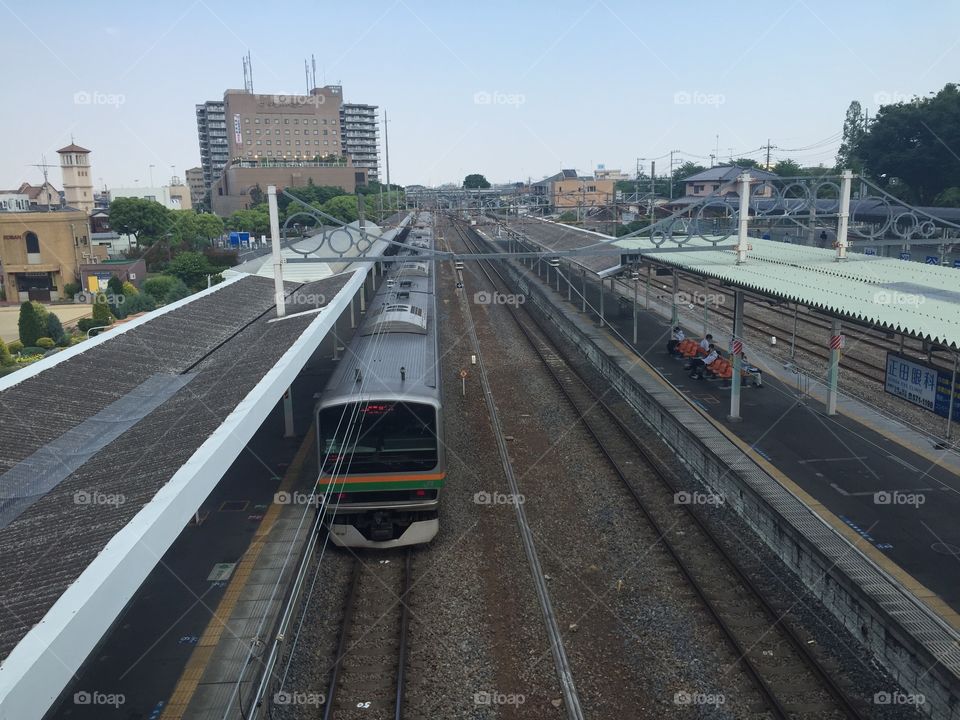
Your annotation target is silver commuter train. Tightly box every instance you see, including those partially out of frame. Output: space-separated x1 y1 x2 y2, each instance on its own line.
314 213 444 548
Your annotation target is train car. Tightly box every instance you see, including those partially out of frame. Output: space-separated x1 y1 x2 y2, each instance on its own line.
314 213 443 547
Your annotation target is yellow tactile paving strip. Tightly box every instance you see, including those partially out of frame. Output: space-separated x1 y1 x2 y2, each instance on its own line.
602 331 960 633
161 428 316 719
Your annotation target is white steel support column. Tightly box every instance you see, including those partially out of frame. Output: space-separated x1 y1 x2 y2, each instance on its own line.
268 185 286 318
349 297 356 329
728 290 744 422
836 169 852 261
827 318 842 416
633 276 638 345
283 387 294 438
567 264 572 302
736 172 751 264
581 270 587 313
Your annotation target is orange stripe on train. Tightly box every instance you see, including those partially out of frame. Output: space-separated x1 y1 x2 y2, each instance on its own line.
317 472 446 485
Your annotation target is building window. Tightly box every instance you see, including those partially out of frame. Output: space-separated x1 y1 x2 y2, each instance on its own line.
255 129 261 134
694 184 704 193
256 140 262 145
323 129 328 135
244 117 249 123
266 140 271 145
312 119 318 124
264 118 270 124
284 118 289 124
255 118 260 123
286 140 291 145
24 231 40 254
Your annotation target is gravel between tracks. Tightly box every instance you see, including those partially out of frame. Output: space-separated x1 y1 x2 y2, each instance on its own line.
516 254 924 720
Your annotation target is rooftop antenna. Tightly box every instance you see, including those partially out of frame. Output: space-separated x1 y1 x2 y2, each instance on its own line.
242 51 254 92
304 59 310 93
311 54 317 88
29 154 56 184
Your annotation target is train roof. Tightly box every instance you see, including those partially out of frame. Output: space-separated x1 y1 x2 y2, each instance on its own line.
320 216 440 408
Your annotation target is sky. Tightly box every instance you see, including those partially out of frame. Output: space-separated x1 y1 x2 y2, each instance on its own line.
1 0 958 191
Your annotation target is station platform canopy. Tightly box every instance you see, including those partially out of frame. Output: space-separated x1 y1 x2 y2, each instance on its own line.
224 221 385 283
503 216 960 350
0 217 407 719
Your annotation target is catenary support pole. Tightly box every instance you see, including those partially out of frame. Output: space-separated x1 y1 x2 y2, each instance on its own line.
268 185 285 318
736 172 751 264
836 169 852 261
827 318 842 416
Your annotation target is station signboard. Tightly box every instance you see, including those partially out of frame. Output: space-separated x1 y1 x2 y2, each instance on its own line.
899 252 911 261
885 353 959 420
925 255 940 265
863 247 877 256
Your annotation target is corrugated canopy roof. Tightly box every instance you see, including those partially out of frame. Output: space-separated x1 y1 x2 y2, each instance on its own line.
502 217 960 349
611 234 960 349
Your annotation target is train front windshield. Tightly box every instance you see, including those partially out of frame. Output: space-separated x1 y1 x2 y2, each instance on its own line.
319 402 438 474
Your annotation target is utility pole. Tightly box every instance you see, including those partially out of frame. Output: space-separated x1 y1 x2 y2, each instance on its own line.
669 151 675 200
764 138 777 169
383 109 391 210
650 160 655 197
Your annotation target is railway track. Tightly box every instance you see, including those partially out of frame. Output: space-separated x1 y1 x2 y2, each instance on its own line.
323 550 411 720
443 226 586 719
454 218 868 719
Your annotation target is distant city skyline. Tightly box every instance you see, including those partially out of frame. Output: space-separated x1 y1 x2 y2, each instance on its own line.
1 1 958 190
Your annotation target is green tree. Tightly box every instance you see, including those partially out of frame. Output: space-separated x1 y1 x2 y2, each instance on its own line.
165 252 223 290
45 312 66 345
0 338 13 367
92 294 113 325
934 187 960 207
836 100 866 172
142 275 179 302
107 275 124 297
163 278 191 304
18 301 45 346
463 173 491 189
732 158 761 170
772 159 804 178
226 206 271 235
321 195 359 223
672 162 707 198
856 84 960 203
195 213 224 245
121 292 156 315
109 197 172 246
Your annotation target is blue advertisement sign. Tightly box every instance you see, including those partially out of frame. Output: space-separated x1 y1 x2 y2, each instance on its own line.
925 255 940 265
864 247 877 256
228 231 250 246
899 252 911 261
885 353 959 420
954 259 960 269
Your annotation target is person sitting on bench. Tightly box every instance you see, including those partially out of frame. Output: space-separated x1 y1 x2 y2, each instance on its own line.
699 333 713 352
667 326 685 355
740 353 763 387
689 345 719 379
